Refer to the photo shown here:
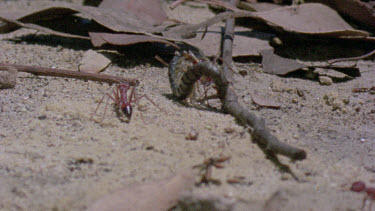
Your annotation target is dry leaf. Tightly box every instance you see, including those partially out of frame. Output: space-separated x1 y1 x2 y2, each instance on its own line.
260 49 307 75
254 3 369 37
164 3 372 41
99 0 167 26
251 91 281 108
0 5 166 35
308 0 375 30
79 50 111 73
87 168 195 211
185 26 273 57
89 32 179 49
0 15 89 39
313 68 353 81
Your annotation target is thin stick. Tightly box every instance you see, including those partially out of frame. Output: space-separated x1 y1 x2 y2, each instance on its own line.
219 0 306 160
328 48 375 64
0 63 139 86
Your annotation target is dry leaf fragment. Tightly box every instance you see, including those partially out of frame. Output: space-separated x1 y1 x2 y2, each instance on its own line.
251 91 281 108
313 68 353 81
185 26 273 57
99 0 167 26
308 0 375 30
0 5 166 35
260 49 307 75
79 50 111 74
89 32 179 49
254 3 369 37
88 168 195 211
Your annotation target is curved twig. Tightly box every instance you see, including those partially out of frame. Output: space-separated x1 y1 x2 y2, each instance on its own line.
168 0 306 161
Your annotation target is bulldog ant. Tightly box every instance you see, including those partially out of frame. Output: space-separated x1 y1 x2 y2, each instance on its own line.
92 81 162 122
351 181 375 211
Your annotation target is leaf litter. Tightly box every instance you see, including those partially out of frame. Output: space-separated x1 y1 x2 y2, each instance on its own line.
1 0 375 210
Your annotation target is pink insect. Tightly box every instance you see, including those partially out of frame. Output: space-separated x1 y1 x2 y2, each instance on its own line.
92 82 161 122
351 181 375 211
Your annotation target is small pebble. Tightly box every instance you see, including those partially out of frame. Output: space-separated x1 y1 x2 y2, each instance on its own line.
185 131 199 141
0 66 18 89
319 76 333 85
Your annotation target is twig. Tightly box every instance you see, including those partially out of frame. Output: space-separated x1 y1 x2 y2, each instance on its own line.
328 48 375 64
170 0 241 12
219 0 306 161
0 63 139 86
168 4 306 161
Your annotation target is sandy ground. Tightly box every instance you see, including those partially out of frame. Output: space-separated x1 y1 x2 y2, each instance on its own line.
1 1 375 210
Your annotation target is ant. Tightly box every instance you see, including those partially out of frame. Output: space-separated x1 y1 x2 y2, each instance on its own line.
351 181 375 211
92 82 162 122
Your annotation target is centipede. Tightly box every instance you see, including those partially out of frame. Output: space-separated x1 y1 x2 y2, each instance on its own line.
168 51 220 100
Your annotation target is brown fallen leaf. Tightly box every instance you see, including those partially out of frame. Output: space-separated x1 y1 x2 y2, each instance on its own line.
89 32 179 49
313 68 353 82
0 4 167 35
254 3 369 37
79 50 111 74
99 0 167 26
87 168 195 211
164 3 372 41
251 91 281 109
185 25 273 57
260 49 307 75
308 0 375 31
0 15 89 40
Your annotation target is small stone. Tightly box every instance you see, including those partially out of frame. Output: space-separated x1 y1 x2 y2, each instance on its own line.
0 66 18 89
331 99 344 111
319 76 333 85
280 173 292 180
238 70 247 77
224 127 236 134
185 131 199 141
38 115 47 120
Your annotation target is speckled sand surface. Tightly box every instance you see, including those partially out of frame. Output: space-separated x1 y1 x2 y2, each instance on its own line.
0 1 375 210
